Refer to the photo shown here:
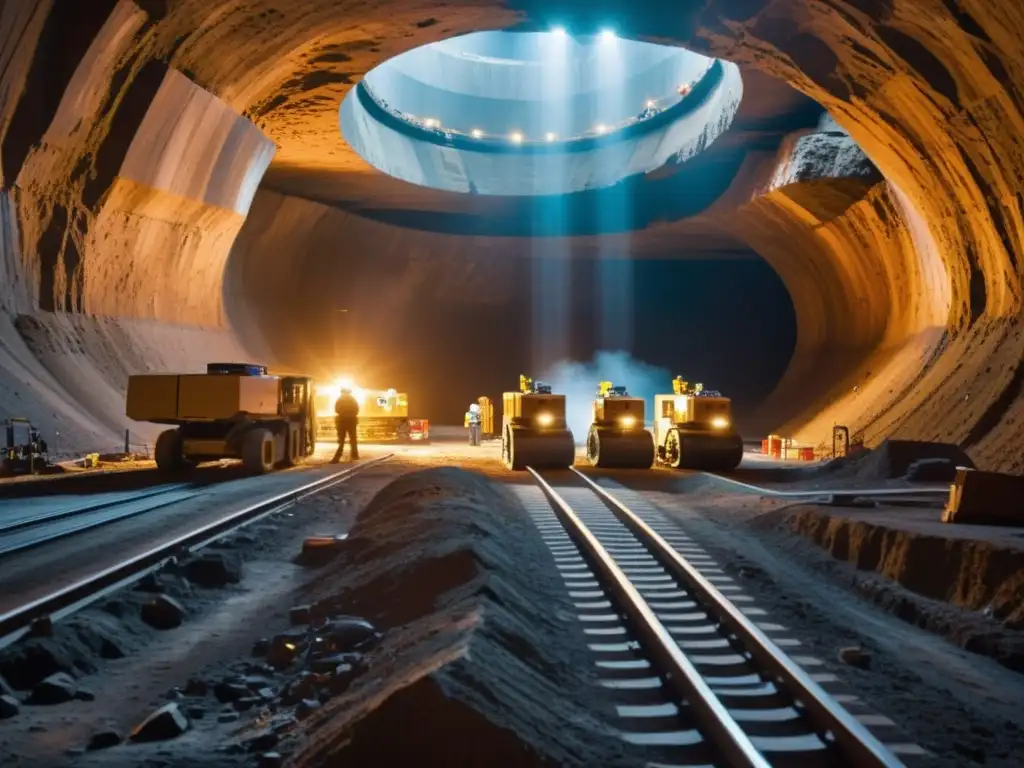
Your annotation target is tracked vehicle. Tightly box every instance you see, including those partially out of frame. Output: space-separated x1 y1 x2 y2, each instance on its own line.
654 377 743 471
584 382 654 469
501 375 575 470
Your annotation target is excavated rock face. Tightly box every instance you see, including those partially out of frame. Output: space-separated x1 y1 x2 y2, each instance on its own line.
0 0 1021 468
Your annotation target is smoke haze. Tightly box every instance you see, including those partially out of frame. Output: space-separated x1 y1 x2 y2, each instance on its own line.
539 350 670 444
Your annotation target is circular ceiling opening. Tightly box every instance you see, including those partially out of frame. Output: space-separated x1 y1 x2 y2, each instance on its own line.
340 30 742 196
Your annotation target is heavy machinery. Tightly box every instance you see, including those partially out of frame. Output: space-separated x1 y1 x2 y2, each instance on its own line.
2 418 50 475
501 375 575 470
585 382 655 468
126 363 316 474
653 377 743 471
314 380 428 444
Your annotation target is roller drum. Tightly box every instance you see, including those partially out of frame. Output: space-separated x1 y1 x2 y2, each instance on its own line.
586 425 655 469
677 431 743 471
503 426 576 470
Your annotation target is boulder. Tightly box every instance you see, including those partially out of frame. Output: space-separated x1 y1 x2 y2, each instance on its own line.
27 672 77 705
183 552 241 588
0 694 19 719
130 703 189 742
213 681 251 703
141 595 185 630
317 616 379 653
87 729 123 750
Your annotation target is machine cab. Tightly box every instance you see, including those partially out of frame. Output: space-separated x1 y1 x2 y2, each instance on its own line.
593 381 645 430
653 378 734 445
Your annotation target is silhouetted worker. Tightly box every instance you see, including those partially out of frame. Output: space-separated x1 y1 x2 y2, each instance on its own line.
465 403 482 446
331 388 360 463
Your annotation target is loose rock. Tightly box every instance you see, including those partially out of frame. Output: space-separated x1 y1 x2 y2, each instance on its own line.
184 677 208 696
28 672 77 704
289 605 313 625
218 711 240 723
837 646 872 670
183 552 241 588
252 638 270 657
141 595 186 630
87 729 123 750
187 705 206 720
246 731 280 752
0 694 19 719
233 696 262 712
213 681 251 703
131 703 189 742
259 752 283 768
296 698 320 719
318 616 379 653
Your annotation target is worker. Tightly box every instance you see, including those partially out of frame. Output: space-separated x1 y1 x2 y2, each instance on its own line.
331 387 360 463
465 403 482 446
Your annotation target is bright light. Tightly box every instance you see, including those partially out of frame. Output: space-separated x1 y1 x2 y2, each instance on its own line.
711 416 730 430
594 124 607 134
646 100 655 108
619 415 637 429
471 128 483 138
551 26 566 36
536 412 554 427
509 131 523 144
599 29 616 40
544 132 557 142
423 118 439 128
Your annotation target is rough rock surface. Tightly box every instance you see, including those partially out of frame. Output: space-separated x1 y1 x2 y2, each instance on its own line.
284 467 634 766
1 1 1024 468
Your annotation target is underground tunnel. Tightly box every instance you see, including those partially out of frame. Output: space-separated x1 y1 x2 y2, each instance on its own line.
0 0 1020 470
2 4 1024 768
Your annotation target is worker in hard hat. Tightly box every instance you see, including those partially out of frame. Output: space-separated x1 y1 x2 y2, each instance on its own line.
331 387 360 463
465 402 482 446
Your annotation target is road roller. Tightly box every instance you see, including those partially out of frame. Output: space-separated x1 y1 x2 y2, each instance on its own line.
653 377 743 471
501 375 575 470
585 382 655 468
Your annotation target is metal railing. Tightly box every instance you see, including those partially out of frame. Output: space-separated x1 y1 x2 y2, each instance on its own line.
359 59 717 148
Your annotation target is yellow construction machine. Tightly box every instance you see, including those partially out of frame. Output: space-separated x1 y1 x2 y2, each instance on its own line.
314 379 428 444
584 382 655 468
501 375 575 470
126 363 316 474
653 376 743 471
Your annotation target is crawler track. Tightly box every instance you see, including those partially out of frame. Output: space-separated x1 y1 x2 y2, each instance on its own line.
517 466 911 768
0 455 392 651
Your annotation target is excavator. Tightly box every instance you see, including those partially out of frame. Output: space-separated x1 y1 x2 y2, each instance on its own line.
501 375 575 470
653 376 743 471
584 381 654 468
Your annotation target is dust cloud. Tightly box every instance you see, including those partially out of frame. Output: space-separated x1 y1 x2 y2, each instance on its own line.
539 351 670 443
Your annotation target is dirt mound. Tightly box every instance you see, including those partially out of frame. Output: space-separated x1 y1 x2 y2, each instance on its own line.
289 467 632 767
822 440 974 482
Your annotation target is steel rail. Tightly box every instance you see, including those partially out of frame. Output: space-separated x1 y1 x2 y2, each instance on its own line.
571 467 904 768
0 484 191 535
528 466 770 768
700 472 948 500
0 455 393 651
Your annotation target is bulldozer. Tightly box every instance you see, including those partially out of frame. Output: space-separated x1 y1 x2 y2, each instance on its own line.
501 375 575 470
314 383 428 444
584 382 654 468
2 418 50 475
126 363 317 475
653 376 743 471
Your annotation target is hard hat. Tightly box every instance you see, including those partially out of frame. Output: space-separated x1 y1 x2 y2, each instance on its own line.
469 403 480 413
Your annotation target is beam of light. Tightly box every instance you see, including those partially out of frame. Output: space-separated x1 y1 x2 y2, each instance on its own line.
551 25 566 36
594 123 607 134
471 128 483 138
530 25 571 373
599 29 616 41
509 131 523 144
595 29 634 354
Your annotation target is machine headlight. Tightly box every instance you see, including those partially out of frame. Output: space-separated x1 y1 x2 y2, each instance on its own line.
711 416 729 429
536 412 554 427
619 415 637 429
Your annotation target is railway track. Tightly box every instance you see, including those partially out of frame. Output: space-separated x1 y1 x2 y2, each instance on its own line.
0 484 201 556
0 455 392 651
517 466 919 768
